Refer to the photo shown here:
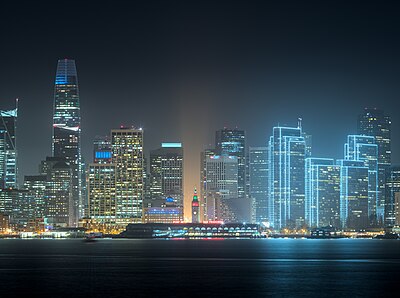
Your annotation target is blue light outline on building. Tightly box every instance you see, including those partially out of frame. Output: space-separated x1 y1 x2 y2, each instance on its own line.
161 142 182 148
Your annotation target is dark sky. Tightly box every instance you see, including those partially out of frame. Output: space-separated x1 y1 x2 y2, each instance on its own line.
1 0 400 213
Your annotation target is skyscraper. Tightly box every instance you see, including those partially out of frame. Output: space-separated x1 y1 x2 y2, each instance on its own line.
0 101 18 189
200 148 215 222
149 143 184 209
215 128 246 199
111 127 144 225
268 126 306 229
385 166 400 227
249 147 268 223
344 135 379 223
204 155 238 222
52 59 82 226
357 108 391 224
337 159 369 230
305 158 340 228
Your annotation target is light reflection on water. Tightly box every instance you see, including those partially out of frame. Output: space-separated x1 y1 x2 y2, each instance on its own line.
0 238 399 297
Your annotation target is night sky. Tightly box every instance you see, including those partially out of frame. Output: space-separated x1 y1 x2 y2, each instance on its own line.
1 1 400 216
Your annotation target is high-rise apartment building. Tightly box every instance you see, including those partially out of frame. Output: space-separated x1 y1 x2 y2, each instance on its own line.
149 143 183 209
249 147 268 223
215 129 246 199
52 59 82 226
357 108 391 224
0 101 18 189
305 158 340 228
111 127 144 225
268 126 306 229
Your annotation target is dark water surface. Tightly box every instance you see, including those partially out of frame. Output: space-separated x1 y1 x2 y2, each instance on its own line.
0 238 399 297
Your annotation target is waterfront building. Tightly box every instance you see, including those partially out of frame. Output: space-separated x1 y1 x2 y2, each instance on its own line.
337 159 369 230
357 108 391 224
305 158 340 228
0 101 18 189
149 143 183 209
111 127 144 225
249 147 268 223
52 59 82 226
215 128 246 199
143 196 183 223
268 126 306 229
395 192 400 226
45 159 72 228
87 163 117 226
23 175 47 219
191 188 200 223
385 166 400 227
0 213 10 233
344 135 379 223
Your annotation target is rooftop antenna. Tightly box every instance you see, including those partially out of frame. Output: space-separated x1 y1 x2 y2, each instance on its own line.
298 117 302 129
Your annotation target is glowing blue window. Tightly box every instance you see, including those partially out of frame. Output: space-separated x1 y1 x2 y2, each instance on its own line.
95 151 111 159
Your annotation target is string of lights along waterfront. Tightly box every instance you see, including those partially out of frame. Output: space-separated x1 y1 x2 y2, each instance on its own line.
1 58 400 236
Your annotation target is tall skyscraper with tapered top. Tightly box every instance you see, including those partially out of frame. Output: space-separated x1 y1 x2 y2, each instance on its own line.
52 59 82 226
0 100 18 189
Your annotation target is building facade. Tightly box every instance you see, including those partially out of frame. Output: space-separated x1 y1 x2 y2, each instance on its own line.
357 108 391 225
268 126 306 229
385 166 400 227
249 147 268 223
111 127 144 225
0 102 18 189
149 143 183 209
305 158 340 228
215 129 246 199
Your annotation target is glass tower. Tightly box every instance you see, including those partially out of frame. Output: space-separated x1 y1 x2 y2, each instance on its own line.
268 126 306 229
344 135 379 223
357 108 391 224
305 158 340 228
0 101 18 189
215 128 246 199
150 143 184 209
52 59 82 226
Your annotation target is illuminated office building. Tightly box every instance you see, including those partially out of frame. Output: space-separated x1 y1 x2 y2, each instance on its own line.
0 101 18 189
44 158 72 228
150 142 183 210
93 136 112 164
200 148 215 221
215 129 246 199
111 127 144 225
87 163 116 225
385 166 400 227
395 192 400 226
52 59 82 226
305 158 340 228
23 175 47 219
337 159 369 230
357 108 391 224
344 135 379 223
192 188 200 223
143 196 183 223
249 147 268 223
268 126 306 229
204 155 238 222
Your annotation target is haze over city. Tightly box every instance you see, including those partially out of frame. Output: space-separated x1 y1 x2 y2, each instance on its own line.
2 1 400 213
